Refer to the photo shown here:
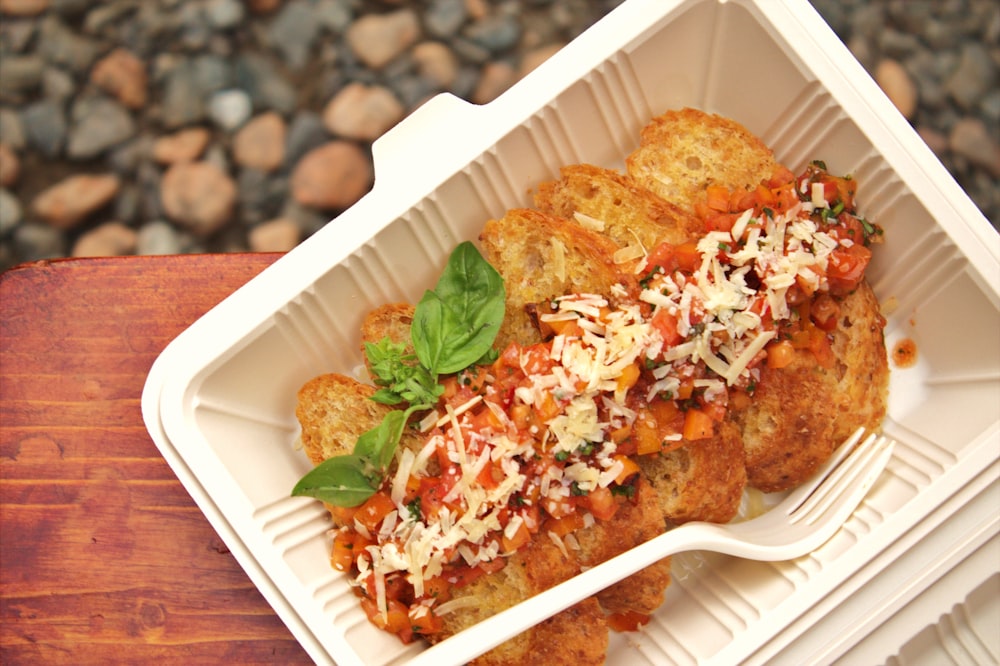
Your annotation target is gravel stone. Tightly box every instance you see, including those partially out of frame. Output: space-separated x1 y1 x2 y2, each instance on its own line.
20 99 67 158
208 88 253 131
32 173 121 230
66 95 137 160
0 188 23 234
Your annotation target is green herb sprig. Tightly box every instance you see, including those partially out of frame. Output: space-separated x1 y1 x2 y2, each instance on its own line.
291 242 505 507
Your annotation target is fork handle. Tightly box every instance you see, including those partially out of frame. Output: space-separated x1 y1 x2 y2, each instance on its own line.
406 524 712 666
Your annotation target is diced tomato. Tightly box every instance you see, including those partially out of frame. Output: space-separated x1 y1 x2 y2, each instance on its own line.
501 520 531 553
330 529 358 572
633 412 662 456
475 460 502 490
418 470 459 522
674 242 702 273
682 408 714 440
328 503 359 526
582 486 618 521
545 512 584 537
354 492 397 533
520 343 555 376
612 454 641 484
644 242 678 275
409 605 444 636
542 493 577 520
607 610 652 632
827 245 871 295
549 318 585 338
705 184 731 212
361 597 413 643
419 576 451 604
705 212 739 234
766 339 796 369
444 564 486 589
616 362 642 395
651 308 683 347
810 293 840 331
808 328 837 369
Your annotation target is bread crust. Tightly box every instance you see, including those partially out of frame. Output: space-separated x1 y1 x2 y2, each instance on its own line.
733 280 889 491
535 162 701 250
626 107 778 213
479 207 638 350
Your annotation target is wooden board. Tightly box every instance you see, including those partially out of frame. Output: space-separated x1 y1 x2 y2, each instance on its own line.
0 254 315 664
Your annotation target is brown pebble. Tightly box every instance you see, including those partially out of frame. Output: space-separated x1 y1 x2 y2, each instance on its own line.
90 48 148 110
519 44 564 79
160 161 237 236
472 62 516 105
248 217 300 252
32 174 121 230
290 141 373 211
346 10 420 70
0 0 48 16
322 83 404 142
0 143 20 188
72 222 138 258
152 128 212 164
246 0 281 14
232 112 286 172
949 117 1000 177
875 59 918 120
412 42 459 89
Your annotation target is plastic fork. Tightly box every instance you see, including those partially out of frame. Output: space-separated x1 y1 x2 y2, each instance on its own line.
405 428 894 666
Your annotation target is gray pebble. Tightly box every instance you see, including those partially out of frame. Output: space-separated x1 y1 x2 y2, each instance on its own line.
67 96 137 160
192 54 234 94
21 100 68 159
945 42 997 109
12 222 67 262
160 59 206 128
0 188 23 235
234 53 297 115
284 111 328 169
315 0 354 33
37 16 100 73
0 56 45 99
0 108 27 151
41 66 76 101
267 0 320 70
205 0 245 30
463 14 522 54
137 220 185 255
425 0 468 39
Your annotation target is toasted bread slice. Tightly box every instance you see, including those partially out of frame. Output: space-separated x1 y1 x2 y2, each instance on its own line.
733 280 888 492
361 302 414 352
535 163 701 253
479 208 638 350
430 534 608 666
570 476 672 615
637 419 747 525
626 107 778 212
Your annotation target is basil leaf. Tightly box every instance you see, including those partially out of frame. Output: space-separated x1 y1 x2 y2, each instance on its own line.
412 242 505 375
354 409 408 473
291 454 379 506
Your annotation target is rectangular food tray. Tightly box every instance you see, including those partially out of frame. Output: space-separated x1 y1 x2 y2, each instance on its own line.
141 0 1000 663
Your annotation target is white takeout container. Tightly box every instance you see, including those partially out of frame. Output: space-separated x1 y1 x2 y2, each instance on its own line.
141 0 1000 663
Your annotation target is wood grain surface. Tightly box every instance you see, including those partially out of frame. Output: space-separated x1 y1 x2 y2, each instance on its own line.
0 254 316 664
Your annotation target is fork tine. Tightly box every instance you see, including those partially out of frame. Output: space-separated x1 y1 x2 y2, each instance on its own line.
796 435 893 527
780 426 868 516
